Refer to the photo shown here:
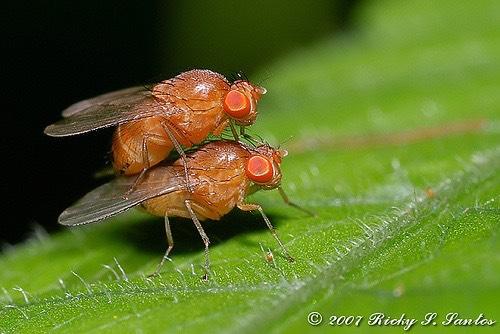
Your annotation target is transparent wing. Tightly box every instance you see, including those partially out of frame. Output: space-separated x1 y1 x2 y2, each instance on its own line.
59 166 186 226
45 90 180 137
62 86 149 117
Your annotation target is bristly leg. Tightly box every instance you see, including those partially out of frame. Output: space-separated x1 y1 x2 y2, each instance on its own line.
229 120 240 141
123 134 158 198
161 121 194 193
278 186 316 217
148 213 174 277
237 202 295 262
184 200 211 280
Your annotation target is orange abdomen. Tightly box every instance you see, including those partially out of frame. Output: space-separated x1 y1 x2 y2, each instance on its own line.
112 116 173 175
112 70 232 175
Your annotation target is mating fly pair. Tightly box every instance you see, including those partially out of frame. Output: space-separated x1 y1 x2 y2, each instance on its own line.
45 69 265 193
45 69 311 278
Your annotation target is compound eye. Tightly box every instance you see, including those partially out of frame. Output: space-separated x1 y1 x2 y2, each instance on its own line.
224 90 251 119
246 155 274 183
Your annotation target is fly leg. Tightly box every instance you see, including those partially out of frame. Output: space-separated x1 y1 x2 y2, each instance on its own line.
239 125 255 142
228 120 240 141
225 120 257 145
148 213 174 277
237 202 294 262
230 120 259 146
278 187 316 217
160 121 194 193
184 200 211 280
236 124 263 146
123 133 161 198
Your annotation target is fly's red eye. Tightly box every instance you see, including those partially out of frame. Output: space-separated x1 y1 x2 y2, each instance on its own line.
224 90 251 119
246 155 274 183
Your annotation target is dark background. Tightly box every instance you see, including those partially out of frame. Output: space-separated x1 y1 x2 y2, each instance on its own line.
3 1 359 244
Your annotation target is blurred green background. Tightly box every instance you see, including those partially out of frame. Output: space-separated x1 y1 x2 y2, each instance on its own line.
158 1 346 74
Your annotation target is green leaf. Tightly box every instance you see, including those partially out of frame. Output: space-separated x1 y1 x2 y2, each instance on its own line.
2 0 499 332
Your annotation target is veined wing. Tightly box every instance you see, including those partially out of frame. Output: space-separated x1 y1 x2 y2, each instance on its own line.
59 166 186 226
62 86 150 117
45 91 181 137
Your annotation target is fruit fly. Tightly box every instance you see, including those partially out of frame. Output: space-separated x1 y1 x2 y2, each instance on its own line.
59 140 313 278
44 69 266 192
